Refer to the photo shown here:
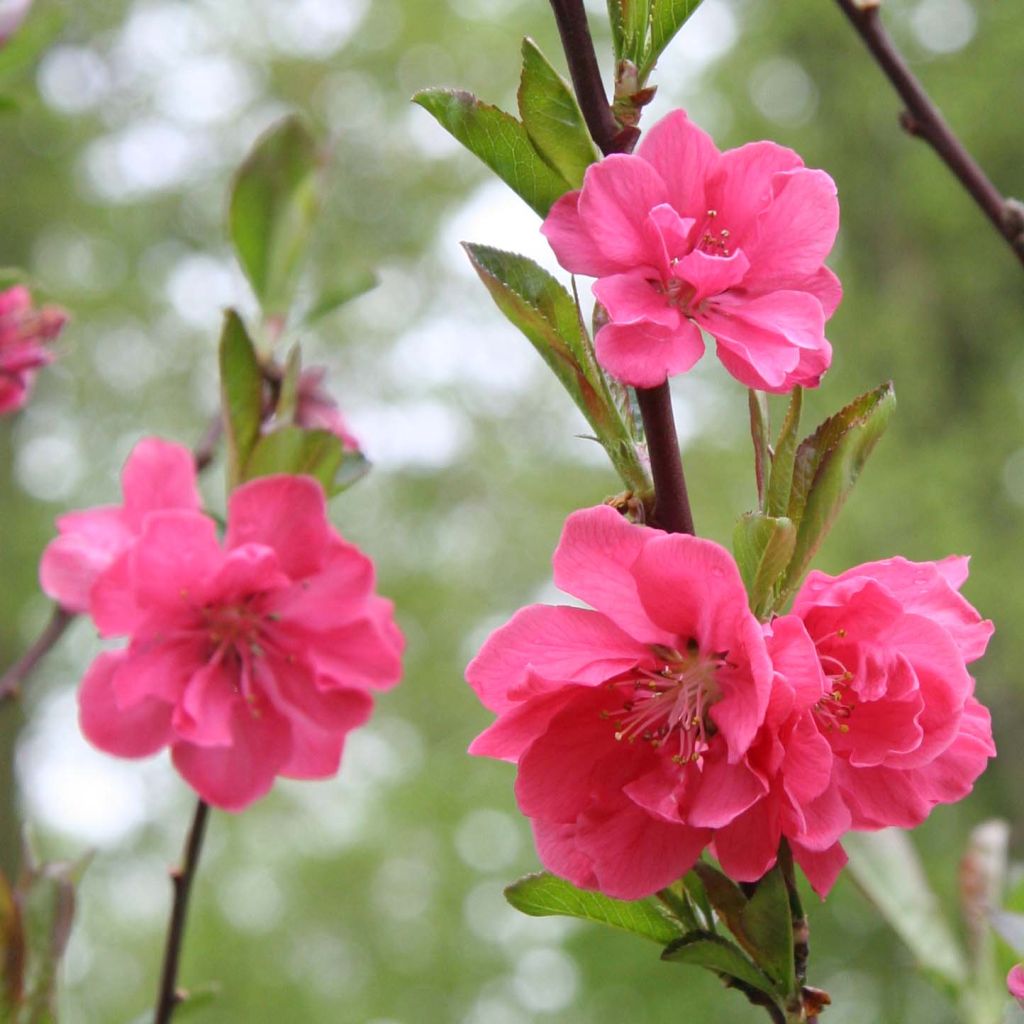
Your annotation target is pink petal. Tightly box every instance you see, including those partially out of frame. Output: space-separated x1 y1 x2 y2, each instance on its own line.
39 507 131 612
791 840 847 897
788 783 851 852
226 475 332 579
296 611 404 691
79 651 173 758
577 155 670 269
120 438 202 531
90 551 143 637
766 616 828 710
699 291 827 392
257 654 374 733
644 204 697 273
1007 964 1024 1006
552 505 672 645
595 319 705 388
171 701 291 811
636 110 721 221
540 191 624 277
743 168 840 286
201 543 288 606
173 661 240 747
132 510 222 609
466 604 651 713
279 717 347 779
674 249 750 305
532 819 600 891
685 750 767 828
111 636 202 708
576 799 709 899
468 684 578 762
593 271 680 329
712 797 780 882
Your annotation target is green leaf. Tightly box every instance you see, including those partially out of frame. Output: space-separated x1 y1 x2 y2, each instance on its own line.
504 872 682 945
462 243 650 497
748 390 770 511
780 382 895 602
243 426 368 496
605 0 651 66
661 932 781 1003
218 310 265 490
740 865 796 997
765 386 802 518
302 268 378 326
275 346 302 426
0 8 64 85
0 868 23 1011
518 38 600 189
733 513 796 619
845 830 966 991
692 862 749 938
606 0 626 61
646 0 705 71
413 89 570 217
229 114 324 322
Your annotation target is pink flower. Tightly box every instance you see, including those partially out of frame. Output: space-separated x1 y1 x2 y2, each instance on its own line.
40 438 201 614
789 556 994 832
541 110 840 392
0 0 33 47
0 285 67 415
1008 964 1024 1007
295 367 360 452
77 474 403 810
466 504 773 899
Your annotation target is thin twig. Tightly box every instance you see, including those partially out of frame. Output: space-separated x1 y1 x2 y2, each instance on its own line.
154 799 210 1024
0 412 223 706
0 606 74 702
635 384 695 535
833 0 1024 267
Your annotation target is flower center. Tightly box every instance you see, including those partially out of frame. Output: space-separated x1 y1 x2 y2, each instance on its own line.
604 643 723 764
697 209 733 257
813 629 854 733
202 599 266 660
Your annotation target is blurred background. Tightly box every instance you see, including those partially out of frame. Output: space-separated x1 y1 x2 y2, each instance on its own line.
0 0 1021 1020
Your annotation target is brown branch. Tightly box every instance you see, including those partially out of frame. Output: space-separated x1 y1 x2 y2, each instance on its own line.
635 384 695 535
833 0 1024 268
154 799 210 1024
0 412 224 706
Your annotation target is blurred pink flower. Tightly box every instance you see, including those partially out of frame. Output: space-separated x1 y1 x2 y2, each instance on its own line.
78 474 403 810
466 504 772 899
0 0 33 46
39 438 201 614
0 285 67 415
791 557 995 831
1008 964 1024 1007
541 110 840 392
295 367 360 451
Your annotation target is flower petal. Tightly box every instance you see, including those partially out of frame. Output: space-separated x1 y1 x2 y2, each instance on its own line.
636 109 721 221
595 319 705 388
593 271 680 329
540 191 624 277
120 437 202 530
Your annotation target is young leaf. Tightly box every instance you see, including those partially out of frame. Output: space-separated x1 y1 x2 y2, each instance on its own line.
274 346 302 427
692 862 749 938
505 872 682 945
646 0 705 72
780 382 895 602
733 513 797 619
229 114 324 322
518 39 600 189
748 390 770 511
243 426 367 496
661 931 781 1004
606 0 651 67
845 830 966 991
765 386 802 518
740 865 796 997
413 89 571 217
302 268 378 326
0 867 24 1009
462 243 651 497
218 310 265 490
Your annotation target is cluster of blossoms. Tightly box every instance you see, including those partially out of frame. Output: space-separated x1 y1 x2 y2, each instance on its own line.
467 505 994 898
0 285 67 415
542 110 840 392
40 439 403 810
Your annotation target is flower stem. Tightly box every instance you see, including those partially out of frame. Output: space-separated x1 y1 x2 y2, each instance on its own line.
635 383 695 535
0 606 74 703
154 798 210 1024
832 0 1024 268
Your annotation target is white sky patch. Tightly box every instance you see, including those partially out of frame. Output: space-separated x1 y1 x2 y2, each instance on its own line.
155 53 258 125
749 57 819 127
911 0 976 54
512 948 580 1014
348 398 470 470
37 46 111 115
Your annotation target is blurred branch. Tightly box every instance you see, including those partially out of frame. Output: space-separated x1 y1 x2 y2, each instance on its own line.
833 0 1024 268
547 0 695 535
154 799 210 1024
0 606 73 702
0 411 223 706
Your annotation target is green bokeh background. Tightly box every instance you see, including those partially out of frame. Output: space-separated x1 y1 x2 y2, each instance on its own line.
0 0 1021 1021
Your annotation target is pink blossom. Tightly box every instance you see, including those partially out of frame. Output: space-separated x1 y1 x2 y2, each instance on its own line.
790 556 995 832
541 110 840 392
78 474 403 810
0 0 33 47
295 367 360 451
1008 965 1024 1007
39 438 202 614
0 285 67 415
466 505 773 899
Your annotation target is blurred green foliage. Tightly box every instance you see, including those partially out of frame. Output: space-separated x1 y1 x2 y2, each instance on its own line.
0 0 1021 1021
